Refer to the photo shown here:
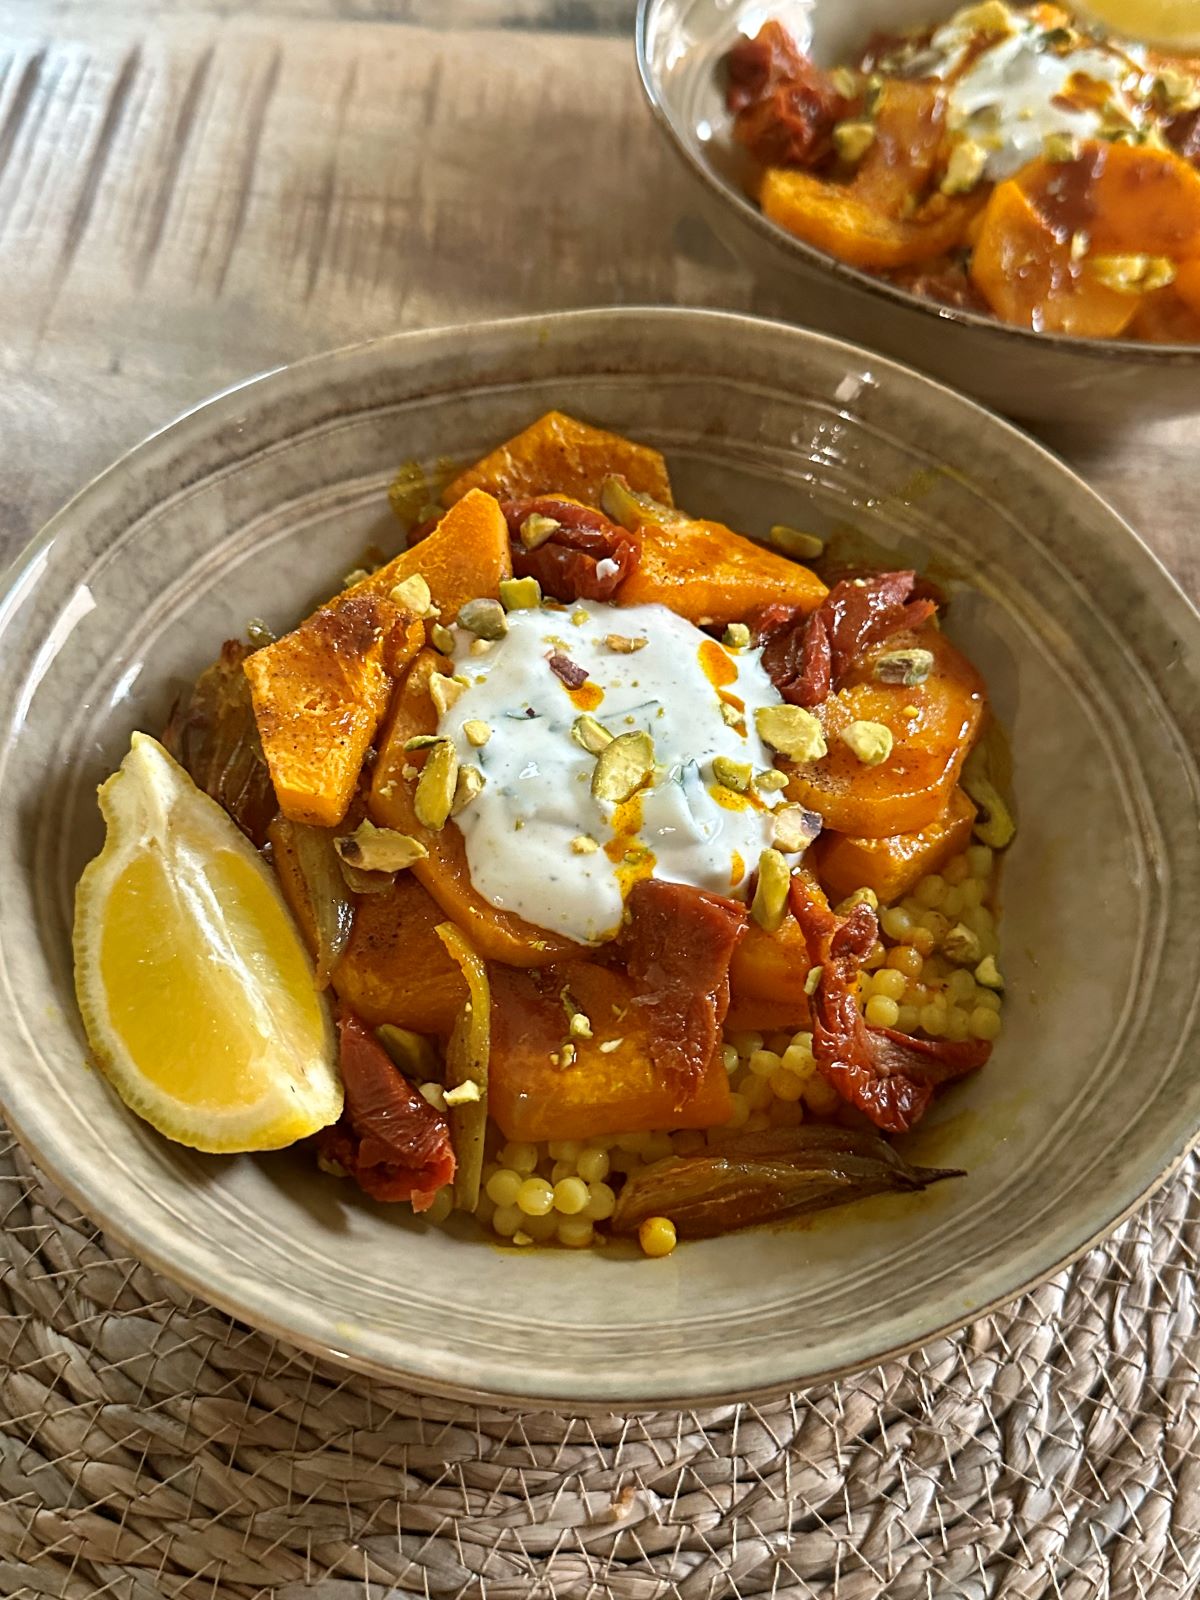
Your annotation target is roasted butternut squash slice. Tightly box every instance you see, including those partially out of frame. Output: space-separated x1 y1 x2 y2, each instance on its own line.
853 79 949 217
365 487 513 621
728 914 812 1013
618 517 826 625
442 410 673 509
761 168 981 271
1174 258 1200 317
815 786 976 905
785 627 986 837
369 649 580 966
489 961 732 1143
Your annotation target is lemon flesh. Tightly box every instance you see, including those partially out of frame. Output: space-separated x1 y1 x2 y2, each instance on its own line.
1073 0 1200 46
74 733 341 1152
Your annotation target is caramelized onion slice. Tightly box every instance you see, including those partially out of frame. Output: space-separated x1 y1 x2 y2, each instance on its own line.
435 923 490 1212
611 1125 960 1239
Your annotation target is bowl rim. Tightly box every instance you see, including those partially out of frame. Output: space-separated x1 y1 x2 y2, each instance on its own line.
634 0 1200 368
4 305 1200 1410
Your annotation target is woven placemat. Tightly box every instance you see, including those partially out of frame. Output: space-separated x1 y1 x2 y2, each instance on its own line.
2 1124 1198 1600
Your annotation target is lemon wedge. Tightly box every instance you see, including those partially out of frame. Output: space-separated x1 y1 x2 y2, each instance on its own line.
1073 0 1200 46
73 733 341 1152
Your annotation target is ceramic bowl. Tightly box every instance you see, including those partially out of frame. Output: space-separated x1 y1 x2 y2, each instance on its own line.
1 309 1198 1410
636 0 1200 423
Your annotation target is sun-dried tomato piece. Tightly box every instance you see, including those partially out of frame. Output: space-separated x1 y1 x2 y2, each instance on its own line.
788 875 989 1133
619 879 748 1107
752 571 936 709
316 1015 455 1209
501 496 640 602
726 22 851 168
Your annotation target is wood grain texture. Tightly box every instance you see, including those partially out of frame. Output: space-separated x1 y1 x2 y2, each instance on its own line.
0 0 1193 606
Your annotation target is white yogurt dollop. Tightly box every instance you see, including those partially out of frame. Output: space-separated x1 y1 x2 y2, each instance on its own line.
438 600 789 945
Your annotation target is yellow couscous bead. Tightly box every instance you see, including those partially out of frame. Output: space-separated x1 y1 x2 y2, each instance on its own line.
959 878 985 910
639 1217 677 1258
522 1210 560 1242
424 1187 454 1225
728 1031 764 1057
914 874 946 909
943 854 970 887
963 904 994 937
643 1131 675 1164
550 1159 576 1185
500 1142 539 1176
486 1168 523 1208
617 1131 652 1154
475 1193 496 1226
672 1128 707 1157
946 968 976 1005
516 1177 555 1217
769 1067 806 1102
773 1098 805 1127
945 1008 970 1042
548 1139 582 1164
975 987 1002 1013
880 906 914 942
904 981 928 1007
558 1216 595 1248
887 945 924 979
749 1048 781 1078
919 910 950 943
492 1203 523 1238
553 1176 590 1215
745 1110 772 1131
585 1181 617 1220
919 1003 947 1037
865 994 901 1029
742 1074 775 1112
862 941 886 970
896 1004 921 1033
909 926 936 957
940 887 964 920
726 1092 751 1127
576 1147 611 1184
802 1076 841 1116
781 1043 815 1078
969 1006 1002 1041
871 968 907 1002
967 844 993 880
721 1043 740 1074
608 1148 642 1175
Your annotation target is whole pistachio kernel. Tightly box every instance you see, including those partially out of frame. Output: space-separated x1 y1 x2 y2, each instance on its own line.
451 764 486 816
429 672 468 717
457 598 508 640
389 573 434 616
751 848 791 932
499 575 542 611
769 524 826 560
841 720 893 766
772 804 821 854
591 730 655 803
571 713 613 755
874 647 934 687
755 704 828 763
520 512 560 550
430 622 456 655
712 755 752 792
462 719 492 748
975 954 1005 991
413 739 459 830
722 622 751 649
335 821 428 874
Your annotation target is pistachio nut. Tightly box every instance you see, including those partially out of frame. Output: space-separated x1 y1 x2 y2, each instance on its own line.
712 755 752 793
874 647 934 687
751 847 790 932
755 704 828 762
841 720 893 766
571 713 613 755
413 739 459 830
334 820 428 874
591 730 655 803
456 598 508 640
943 922 983 966
722 622 751 649
389 573 434 616
768 524 826 560
975 954 1004 991
429 672 468 717
598 474 683 531
519 512 560 550
451 764 486 816
499 575 542 611
462 719 492 748
430 622 456 655
772 804 822 854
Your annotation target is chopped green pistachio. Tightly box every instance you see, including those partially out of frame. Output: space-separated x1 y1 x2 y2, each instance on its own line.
571 607 588 626
404 733 445 751
571 714 613 755
246 617 276 647
712 755 752 793
413 740 458 830
722 622 751 649
591 730 655 803
835 886 878 917
769 524 826 560
568 1012 593 1040
334 821 428 874
772 804 819 854
753 768 789 794
419 1081 447 1112
429 672 468 717
833 119 876 165
457 598 508 639
756 704 828 763
462 719 492 748
805 964 823 996
975 955 1004 990
552 1042 578 1068
430 622 456 655
962 745 1016 849
941 138 988 196
1043 130 1080 163
570 833 600 855
720 702 746 730
443 1080 481 1107
751 847 791 932
841 720 893 766
605 633 649 654
343 567 371 588
499 575 542 611
520 512 560 550
1090 254 1176 295
389 573 434 616
944 922 983 966
874 647 934 687
451 764 486 816
1153 66 1200 115
830 66 859 100
598 1037 624 1054
598 474 684 531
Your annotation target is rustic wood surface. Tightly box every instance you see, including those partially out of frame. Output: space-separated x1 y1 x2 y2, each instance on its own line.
0 0 1195 600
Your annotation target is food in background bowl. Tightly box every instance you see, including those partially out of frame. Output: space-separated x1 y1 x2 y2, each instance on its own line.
73 411 1014 1260
727 1 1200 339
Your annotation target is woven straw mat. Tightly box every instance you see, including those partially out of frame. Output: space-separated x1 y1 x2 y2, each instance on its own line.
2 1122 1199 1600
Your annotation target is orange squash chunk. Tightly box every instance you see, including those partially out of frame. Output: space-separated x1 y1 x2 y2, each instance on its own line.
442 411 673 509
816 786 976 905
762 167 981 271
370 649 580 967
1083 142 1200 260
364 486 513 621
729 914 812 1012
786 627 986 838
854 79 949 217
969 179 1138 336
1175 258 1200 316
724 998 811 1034
489 962 732 1143
619 517 826 625
331 880 468 1036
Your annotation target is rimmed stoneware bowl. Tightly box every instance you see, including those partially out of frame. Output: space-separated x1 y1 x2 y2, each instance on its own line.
636 0 1200 424
1 308 1198 1411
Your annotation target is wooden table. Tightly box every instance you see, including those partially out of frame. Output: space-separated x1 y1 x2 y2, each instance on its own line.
0 0 1195 599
